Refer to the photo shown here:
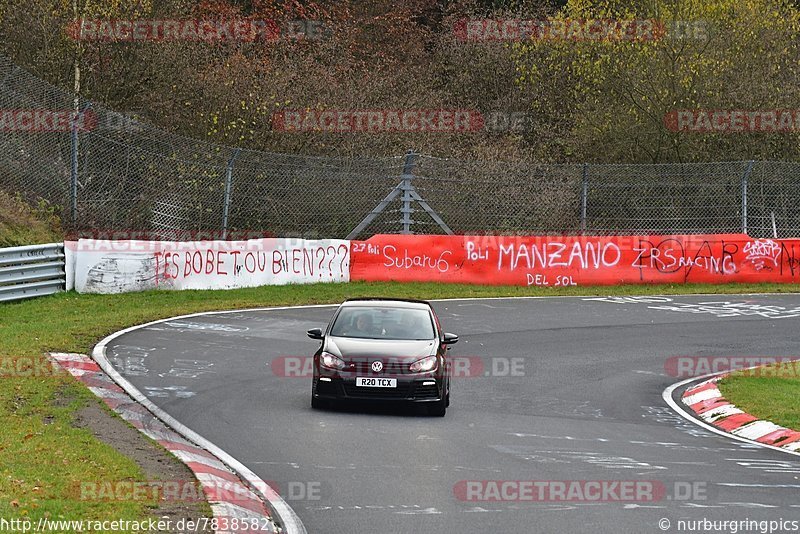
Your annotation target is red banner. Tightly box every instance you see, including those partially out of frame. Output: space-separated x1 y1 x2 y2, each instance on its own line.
351 234 800 286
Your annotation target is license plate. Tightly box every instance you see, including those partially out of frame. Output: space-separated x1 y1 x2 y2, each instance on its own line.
356 377 397 388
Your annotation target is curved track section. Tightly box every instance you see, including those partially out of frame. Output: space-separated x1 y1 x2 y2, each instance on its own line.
103 295 800 534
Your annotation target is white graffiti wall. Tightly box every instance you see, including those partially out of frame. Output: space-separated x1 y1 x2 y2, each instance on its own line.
73 239 350 294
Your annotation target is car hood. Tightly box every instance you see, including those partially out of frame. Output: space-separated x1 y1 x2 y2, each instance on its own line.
326 337 436 361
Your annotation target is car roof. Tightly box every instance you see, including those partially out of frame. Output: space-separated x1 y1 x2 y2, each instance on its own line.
340 297 431 311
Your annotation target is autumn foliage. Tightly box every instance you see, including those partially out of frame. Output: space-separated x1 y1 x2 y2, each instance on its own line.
1 0 800 162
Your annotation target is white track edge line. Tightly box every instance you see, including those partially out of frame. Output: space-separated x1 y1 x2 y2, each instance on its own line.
662 372 800 458
92 306 325 534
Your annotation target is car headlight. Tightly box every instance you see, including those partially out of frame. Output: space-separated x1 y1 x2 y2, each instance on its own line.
409 355 437 373
319 352 345 370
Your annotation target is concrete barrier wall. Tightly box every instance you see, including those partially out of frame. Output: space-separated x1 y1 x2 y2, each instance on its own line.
71 239 350 294
350 234 799 287
64 234 800 294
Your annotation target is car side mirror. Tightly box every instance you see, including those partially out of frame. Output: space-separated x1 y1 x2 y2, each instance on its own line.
442 332 459 345
307 328 324 340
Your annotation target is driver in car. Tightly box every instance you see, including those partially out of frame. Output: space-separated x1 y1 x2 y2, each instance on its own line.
350 313 374 337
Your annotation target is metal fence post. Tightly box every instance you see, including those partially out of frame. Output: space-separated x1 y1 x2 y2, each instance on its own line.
741 160 754 235
400 150 417 234
70 126 78 226
771 211 778 239
580 163 589 234
221 148 241 240
70 102 92 228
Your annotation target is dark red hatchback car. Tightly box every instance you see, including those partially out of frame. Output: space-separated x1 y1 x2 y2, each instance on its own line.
307 298 458 416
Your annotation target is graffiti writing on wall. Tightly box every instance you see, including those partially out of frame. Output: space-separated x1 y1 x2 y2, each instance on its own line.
497 241 621 271
74 239 350 293
632 238 738 280
743 239 781 271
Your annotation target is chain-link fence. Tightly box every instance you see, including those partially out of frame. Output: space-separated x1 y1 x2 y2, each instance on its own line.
1 55 799 240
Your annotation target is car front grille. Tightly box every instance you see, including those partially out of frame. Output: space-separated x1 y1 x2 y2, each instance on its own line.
343 360 410 375
341 381 439 400
342 382 412 398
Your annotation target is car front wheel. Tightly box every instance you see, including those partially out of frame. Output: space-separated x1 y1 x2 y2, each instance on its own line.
428 396 447 417
311 382 330 410
311 396 329 410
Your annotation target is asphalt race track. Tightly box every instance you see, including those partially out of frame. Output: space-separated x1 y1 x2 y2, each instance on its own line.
105 295 800 534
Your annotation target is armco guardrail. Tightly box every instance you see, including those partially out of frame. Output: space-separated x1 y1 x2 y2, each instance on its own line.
0 243 66 302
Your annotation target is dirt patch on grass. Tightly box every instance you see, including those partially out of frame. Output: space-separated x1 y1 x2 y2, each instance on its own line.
69 396 213 532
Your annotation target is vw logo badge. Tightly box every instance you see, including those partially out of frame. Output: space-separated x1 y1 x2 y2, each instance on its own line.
371 360 383 373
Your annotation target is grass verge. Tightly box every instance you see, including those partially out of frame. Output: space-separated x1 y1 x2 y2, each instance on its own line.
1 280 800 521
718 362 800 431
0 191 61 247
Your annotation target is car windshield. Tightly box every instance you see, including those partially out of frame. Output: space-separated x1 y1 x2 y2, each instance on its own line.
330 306 435 340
